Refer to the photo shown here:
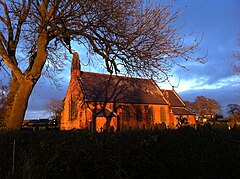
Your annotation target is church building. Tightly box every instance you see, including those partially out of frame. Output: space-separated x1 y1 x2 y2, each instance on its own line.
60 52 195 131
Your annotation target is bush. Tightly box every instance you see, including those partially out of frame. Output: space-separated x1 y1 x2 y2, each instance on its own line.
1 129 240 178
212 122 228 131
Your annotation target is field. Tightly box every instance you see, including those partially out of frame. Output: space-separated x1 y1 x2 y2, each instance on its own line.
1 127 240 178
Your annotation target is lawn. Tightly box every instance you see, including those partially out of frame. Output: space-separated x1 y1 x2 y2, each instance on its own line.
1 127 240 178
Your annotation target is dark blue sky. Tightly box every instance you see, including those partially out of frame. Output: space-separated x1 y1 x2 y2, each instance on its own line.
173 0 240 111
25 0 240 118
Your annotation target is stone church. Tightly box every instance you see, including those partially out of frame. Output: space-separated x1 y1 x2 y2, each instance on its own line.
60 52 195 131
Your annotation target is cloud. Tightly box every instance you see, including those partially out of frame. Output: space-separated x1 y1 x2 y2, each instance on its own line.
178 84 240 114
171 0 240 92
25 110 50 120
22 0 240 119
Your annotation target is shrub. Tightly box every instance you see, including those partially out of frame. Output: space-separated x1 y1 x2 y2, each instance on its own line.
212 122 228 131
1 130 240 178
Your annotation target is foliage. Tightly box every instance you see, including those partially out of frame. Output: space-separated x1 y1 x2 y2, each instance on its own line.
1 129 240 178
176 115 189 128
212 122 229 131
0 0 205 130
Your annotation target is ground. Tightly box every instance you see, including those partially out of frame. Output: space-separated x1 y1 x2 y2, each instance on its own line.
1 127 240 178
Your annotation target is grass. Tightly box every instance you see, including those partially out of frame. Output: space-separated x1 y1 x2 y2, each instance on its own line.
1 127 240 178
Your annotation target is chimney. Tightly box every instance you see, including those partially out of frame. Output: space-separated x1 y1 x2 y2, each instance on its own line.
71 52 81 78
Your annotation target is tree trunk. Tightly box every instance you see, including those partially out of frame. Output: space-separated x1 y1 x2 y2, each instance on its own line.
4 78 35 130
1 28 48 131
105 116 112 131
92 113 97 131
116 115 120 132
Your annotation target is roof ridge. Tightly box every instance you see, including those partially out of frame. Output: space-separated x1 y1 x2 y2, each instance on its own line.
77 77 88 101
171 90 186 107
171 106 195 115
79 72 168 105
80 71 152 81
151 80 169 104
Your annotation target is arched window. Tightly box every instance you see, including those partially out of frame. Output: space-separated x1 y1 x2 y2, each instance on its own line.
148 106 154 121
122 107 130 121
136 106 142 121
160 107 166 122
69 94 78 120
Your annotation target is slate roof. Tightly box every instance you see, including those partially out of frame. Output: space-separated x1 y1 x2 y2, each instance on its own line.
171 108 194 115
163 89 195 116
78 71 168 105
163 90 185 107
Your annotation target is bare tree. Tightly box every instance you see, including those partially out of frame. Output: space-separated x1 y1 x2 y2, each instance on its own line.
232 34 240 73
190 96 222 121
232 52 240 73
0 0 205 130
45 98 63 128
0 84 8 129
184 100 195 113
227 104 240 115
81 74 131 131
227 104 240 125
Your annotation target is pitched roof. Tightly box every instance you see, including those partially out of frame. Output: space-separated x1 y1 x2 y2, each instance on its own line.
163 90 185 107
78 71 168 105
162 89 195 116
171 107 194 115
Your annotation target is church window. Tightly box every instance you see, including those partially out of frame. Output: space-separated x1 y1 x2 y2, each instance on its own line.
122 107 130 121
136 106 142 121
70 94 78 120
148 106 154 121
160 107 166 122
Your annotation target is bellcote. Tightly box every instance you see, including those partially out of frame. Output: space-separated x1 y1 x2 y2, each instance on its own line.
71 52 81 78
